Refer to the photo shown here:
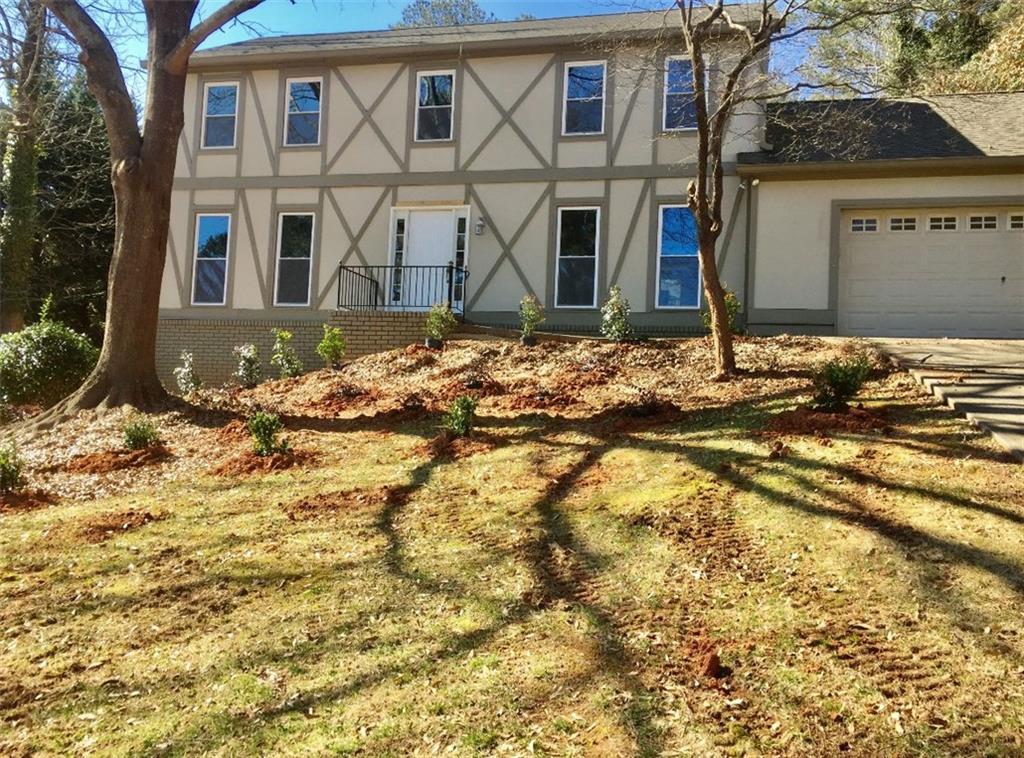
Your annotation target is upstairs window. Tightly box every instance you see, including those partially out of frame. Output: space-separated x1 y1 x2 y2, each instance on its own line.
275 213 315 306
850 218 877 233
1010 214 1024 230
664 56 702 131
889 216 917 232
191 214 231 305
415 71 455 141
202 82 238 148
968 214 997 230
555 207 600 307
284 77 321 146
563 61 605 135
929 216 957 231
657 205 700 309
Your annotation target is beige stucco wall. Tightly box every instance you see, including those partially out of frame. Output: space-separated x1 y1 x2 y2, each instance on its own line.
751 173 1024 310
166 39 763 329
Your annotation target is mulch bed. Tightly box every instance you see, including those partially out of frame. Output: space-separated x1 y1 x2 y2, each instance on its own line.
767 405 893 436
65 444 172 475
281 487 393 521
415 430 502 460
209 448 316 476
0 489 57 514
78 509 166 542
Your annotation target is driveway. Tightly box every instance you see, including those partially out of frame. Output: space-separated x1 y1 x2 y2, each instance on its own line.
871 339 1024 460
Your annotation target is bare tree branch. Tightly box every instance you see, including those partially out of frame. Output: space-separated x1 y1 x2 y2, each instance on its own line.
164 0 269 74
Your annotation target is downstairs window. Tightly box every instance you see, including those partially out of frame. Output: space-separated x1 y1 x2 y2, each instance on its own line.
657 205 700 309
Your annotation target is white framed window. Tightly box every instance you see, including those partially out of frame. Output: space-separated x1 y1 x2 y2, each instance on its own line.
415 70 455 142
274 212 315 306
284 77 322 146
201 82 238 148
191 213 231 306
555 207 600 308
656 205 701 309
562 60 606 136
968 214 998 230
929 215 957 231
851 217 878 233
889 216 917 232
663 56 703 131
1009 214 1024 230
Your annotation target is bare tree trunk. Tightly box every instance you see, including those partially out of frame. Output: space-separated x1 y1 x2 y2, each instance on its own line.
697 238 736 378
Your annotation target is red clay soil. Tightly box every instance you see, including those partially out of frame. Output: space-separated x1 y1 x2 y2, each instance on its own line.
282 487 392 520
78 509 165 543
0 489 57 514
767 405 893 436
415 430 501 460
65 444 172 475
209 448 316 477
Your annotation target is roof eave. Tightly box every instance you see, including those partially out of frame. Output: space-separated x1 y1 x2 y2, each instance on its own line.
736 154 1024 180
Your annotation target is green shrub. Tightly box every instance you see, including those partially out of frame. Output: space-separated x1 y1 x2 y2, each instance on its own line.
247 410 290 457
442 395 477 437
0 440 22 493
122 414 160 450
233 344 262 388
600 286 634 342
0 320 98 406
270 328 303 378
173 351 202 395
519 294 545 338
425 303 458 342
701 289 742 334
316 324 347 369
812 355 872 410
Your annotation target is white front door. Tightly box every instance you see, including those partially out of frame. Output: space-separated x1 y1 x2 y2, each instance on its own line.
390 207 468 310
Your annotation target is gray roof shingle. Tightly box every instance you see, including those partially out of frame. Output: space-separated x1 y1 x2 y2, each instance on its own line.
740 92 1024 164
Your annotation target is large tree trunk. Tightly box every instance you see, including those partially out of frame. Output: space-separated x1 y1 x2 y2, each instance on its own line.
698 239 737 379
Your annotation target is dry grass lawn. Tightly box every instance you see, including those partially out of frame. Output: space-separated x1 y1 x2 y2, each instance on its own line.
2 337 1023 756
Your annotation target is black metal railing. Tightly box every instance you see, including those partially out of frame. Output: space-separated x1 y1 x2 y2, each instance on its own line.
337 263 468 314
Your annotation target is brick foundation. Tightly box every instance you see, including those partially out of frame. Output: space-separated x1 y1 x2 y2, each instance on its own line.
156 311 426 385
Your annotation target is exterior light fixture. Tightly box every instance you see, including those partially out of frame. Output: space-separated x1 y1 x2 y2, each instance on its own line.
474 216 487 236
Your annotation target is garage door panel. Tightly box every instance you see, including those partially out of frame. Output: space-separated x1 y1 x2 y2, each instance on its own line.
838 206 1024 338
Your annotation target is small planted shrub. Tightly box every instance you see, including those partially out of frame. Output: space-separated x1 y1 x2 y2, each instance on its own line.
600 286 634 342
442 395 477 437
270 328 303 379
812 355 872 410
0 320 99 406
316 324 347 369
247 410 291 457
233 344 262 389
425 303 457 348
122 414 160 450
519 294 545 345
173 351 202 395
0 440 22 494
701 289 742 335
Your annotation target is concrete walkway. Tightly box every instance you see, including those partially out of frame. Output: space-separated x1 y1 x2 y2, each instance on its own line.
871 339 1024 460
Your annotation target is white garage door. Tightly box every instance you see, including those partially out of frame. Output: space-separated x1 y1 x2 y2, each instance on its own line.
838 207 1024 338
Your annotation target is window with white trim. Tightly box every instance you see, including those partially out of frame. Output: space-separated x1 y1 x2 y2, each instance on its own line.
889 216 916 232
929 216 957 231
663 56 702 131
563 61 605 135
657 205 700 309
391 215 406 303
191 214 231 305
202 82 238 148
851 217 878 233
555 207 599 307
274 213 315 306
454 215 468 302
1010 214 1024 230
284 78 321 146
968 214 997 230
415 70 455 141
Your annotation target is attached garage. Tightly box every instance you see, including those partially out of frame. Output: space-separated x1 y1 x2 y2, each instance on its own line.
838 207 1024 338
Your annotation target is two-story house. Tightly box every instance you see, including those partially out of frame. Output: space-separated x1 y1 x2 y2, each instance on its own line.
156 9 1024 381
